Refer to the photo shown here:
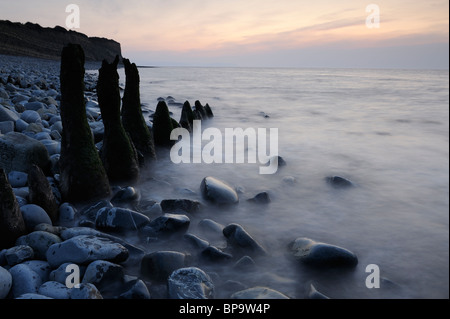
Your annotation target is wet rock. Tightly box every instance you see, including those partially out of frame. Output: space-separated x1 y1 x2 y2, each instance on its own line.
142 213 190 239
183 233 209 250
38 281 70 299
20 110 41 124
82 260 125 297
0 105 19 122
111 186 140 206
326 176 353 188
0 132 50 174
69 283 103 299
0 266 12 299
58 202 77 225
308 284 330 299
119 278 151 299
95 207 150 232
27 164 58 222
49 262 86 285
21 260 52 283
0 121 14 134
97 55 140 184
201 246 233 263
231 287 289 299
20 204 52 232
9 263 42 298
59 44 111 202
0 168 27 249
79 200 113 221
223 223 267 256
141 251 189 282
198 219 224 234
16 231 62 260
168 267 214 299
288 237 358 268
200 176 239 205
247 191 271 204
160 199 202 214
233 256 256 271
46 235 129 268
15 293 53 299
4 245 34 266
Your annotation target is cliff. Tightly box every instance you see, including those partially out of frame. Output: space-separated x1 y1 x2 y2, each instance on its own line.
0 20 122 62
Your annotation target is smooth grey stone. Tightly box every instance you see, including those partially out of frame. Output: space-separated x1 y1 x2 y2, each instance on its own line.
46 235 129 268
141 251 189 282
69 283 103 299
183 233 209 250
13 187 29 198
168 267 214 299
326 176 353 188
50 121 62 134
308 284 330 299
288 237 358 268
79 200 113 221
21 260 52 283
247 191 271 204
82 260 125 297
223 223 267 256
160 199 202 214
7 171 28 188
233 256 256 270
0 266 12 299
16 231 62 260
49 262 86 285
4 245 34 266
95 207 150 232
142 213 190 239
20 204 52 232
15 195 28 207
9 263 42 298
201 246 233 263
0 120 14 134
231 287 289 299
14 118 28 132
38 281 70 299
200 176 239 205
40 139 60 156
33 132 52 141
21 110 41 124
119 279 151 299
58 202 77 224
110 186 140 205
198 219 224 234
24 102 46 111
0 105 19 122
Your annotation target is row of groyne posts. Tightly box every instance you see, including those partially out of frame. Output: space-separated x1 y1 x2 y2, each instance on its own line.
1 43 214 247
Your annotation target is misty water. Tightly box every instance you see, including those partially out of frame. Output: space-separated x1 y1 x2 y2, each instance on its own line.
118 66 449 299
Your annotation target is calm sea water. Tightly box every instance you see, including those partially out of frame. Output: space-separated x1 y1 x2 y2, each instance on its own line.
118 67 449 299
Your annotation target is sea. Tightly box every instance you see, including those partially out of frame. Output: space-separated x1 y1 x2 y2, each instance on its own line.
114 66 449 299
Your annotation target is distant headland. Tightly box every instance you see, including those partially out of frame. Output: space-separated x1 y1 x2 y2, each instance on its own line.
0 20 122 62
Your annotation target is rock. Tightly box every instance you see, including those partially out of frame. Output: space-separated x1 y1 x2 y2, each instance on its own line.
167 267 214 299
308 284 330 299
194 100 208 119
40 139 60 156
9 263 42 298
201 246 233 263
0 132 50 174
160 199 202 214
59 44 111 202
204 103 214 118
110 186 140 206
142 213 190 239
326 176 353 188
97 55 140 184
231 287 289 299
288 237 358 268
21 260 52 283
16 231 62 260
24 102 46 111
0 266 12 299
34 132 52 141
247 191 271 204
69 283 103 299
152 101 174 147
79 200 113 221
0 105 19 122
122 58 157 164
4 245 34 266
233 256 256 271
38 281 70 299
14 119 28 132
119 278 151 299
27 164 58 222
200 176 239 205
0 169 27 249
95 207 150 232
20 110 41 124
34 223 65 236
82 260 125 297
179 101 194 131
46 235 129 268
7 171 28 189
223 224 266 256
0 120 14 134
0 88 9 99
183 233 209 250
198 219 224 234
20 204 52 232
140 251 189 282
15 293 53 299
49 262 86 285
58 202 77 225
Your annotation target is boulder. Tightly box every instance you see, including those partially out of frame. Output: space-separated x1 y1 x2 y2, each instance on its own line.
0 266 12 299
4 245 34 266
20 204 52 232
119 279 151 299
38 281 70 299
16 231 62 260
200 176 239 205
140 251 189 282
326 176 353 188
95 207 150 232
160 199 202 214
0 132 50 174
141 213 190 239
0 121 14 134
82 260 125 297
168 267 214 299
9 263 42 298
223 223 266 256
46 235 129 268
288 237 358 268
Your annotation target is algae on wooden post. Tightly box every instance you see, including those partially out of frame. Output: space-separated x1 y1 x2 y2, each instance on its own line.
121 58 156 164
97 55 140 184
59 43 111 202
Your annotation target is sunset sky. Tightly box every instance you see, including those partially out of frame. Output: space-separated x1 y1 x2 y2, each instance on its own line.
1 0 448 68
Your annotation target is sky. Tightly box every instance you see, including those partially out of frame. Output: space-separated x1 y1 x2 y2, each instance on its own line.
1 0 449 68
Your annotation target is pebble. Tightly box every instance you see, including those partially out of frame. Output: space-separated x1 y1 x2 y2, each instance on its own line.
142 213 190 239
95 207 150 232
223 223 267 256
160 199 202 214
20 204 52 232
119 278 151 299
38 281 70 299
231 286 290 299
82 260 125 297
7 171 28 188
16 231 62 260
0 266 12 299
141 251 189 282
4 245 34 266
200 176 239 205
9 263 42 298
